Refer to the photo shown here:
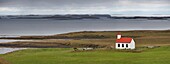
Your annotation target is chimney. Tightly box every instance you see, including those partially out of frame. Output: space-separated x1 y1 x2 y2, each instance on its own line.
117 34 121 39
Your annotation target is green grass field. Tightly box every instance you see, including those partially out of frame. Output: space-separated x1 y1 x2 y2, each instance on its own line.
1 46 170 64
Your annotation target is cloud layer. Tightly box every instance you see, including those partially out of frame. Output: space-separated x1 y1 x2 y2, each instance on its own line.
0 0 170 15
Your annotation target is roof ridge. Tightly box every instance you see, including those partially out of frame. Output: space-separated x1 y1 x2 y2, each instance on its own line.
116 38 132 43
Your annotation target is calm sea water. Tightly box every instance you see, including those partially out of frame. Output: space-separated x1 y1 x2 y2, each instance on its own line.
0 19 170 35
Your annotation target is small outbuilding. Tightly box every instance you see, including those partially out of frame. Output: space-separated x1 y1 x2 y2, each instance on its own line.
115 34 135 49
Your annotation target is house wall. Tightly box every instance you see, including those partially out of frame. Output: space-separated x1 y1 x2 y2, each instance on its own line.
115 43 131 49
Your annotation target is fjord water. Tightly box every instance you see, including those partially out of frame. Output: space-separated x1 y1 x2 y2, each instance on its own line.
0 19 170 35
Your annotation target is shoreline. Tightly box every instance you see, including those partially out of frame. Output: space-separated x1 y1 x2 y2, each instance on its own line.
0 29 170 36
0 48 27 54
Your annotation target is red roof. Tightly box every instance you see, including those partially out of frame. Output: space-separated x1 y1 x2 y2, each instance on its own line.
116 38 132 43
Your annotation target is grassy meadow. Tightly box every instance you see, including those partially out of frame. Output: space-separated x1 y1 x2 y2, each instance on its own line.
0 30 170 64
1 30 170 48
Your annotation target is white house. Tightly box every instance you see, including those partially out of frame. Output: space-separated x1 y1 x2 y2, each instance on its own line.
115 34 135 49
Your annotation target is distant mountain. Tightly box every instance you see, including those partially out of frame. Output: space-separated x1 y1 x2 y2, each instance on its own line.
0 14 170 20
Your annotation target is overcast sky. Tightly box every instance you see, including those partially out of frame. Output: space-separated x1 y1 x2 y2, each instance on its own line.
0 0 170 15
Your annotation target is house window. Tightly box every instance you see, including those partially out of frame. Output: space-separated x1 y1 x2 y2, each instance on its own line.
118 44 120 47
126 44 128 47
122 44 124 47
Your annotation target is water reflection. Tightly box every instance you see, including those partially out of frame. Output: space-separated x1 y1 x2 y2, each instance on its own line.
0 39 31 43
0 35 20 38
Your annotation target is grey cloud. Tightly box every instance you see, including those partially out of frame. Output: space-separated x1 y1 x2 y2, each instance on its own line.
0 0 170 8
0 0 170 15
0 0 116 7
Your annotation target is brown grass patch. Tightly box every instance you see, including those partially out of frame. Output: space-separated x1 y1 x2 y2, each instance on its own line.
0 58 10 64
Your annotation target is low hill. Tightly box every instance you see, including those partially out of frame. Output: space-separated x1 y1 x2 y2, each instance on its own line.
0 30 170 48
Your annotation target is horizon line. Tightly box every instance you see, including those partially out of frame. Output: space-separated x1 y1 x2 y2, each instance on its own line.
1 14 170 16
